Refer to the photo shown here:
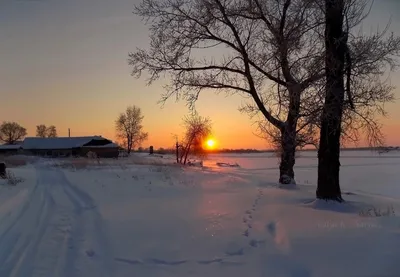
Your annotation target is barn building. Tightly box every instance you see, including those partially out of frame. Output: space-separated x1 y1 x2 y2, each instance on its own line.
0 143 22 155
22 136 119 158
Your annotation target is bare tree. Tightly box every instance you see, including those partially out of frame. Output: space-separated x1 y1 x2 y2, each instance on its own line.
0 122 27 144
36 124 58 138
115 106 149 154
315 0 400 201
130 0 327 184
46 125 58 138
316 0 348 202
177 114 212 165
129 0 399 184
36 124 47 138
243 0 399 154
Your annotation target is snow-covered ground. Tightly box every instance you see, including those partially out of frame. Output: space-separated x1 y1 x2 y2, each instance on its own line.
0 151 399 277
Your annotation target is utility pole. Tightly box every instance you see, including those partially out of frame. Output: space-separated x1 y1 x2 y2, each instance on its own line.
68 128 71 137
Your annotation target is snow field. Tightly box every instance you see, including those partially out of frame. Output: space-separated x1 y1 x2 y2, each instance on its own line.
0 151 399 277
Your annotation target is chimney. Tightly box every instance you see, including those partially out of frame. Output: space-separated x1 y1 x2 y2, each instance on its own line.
68 128 71 137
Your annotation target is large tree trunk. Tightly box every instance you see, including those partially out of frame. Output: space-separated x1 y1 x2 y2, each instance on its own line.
279 88 300 185
127 135 133 155
279 125 297 184
316 0 346 201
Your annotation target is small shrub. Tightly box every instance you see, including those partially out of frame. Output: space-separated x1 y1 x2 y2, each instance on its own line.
0 156 28 168
359 206 396 217
87 151 98 159
4 170 24 186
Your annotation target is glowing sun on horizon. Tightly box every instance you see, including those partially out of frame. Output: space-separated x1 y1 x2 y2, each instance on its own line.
206 139 216 149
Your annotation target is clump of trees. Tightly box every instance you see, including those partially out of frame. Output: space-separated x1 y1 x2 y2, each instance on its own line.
129 0 399 185
130 0 400 201
0 122 27 144
36 124 58 138
175 114 212 165
115 105 149 154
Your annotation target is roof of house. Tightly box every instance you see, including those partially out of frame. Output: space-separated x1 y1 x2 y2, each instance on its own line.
0 144 22 150
22 136 109 150
11 140 23 145
82 142 119 148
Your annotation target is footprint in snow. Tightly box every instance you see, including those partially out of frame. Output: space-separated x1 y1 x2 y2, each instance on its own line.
115 257 242 267
266 221 276 237
225 242 245 256
86 249 95 257
115 258 186 266
249 239 265 248
115 258 142 265
147 258 187 265
225 247 244 256
197 258 223 265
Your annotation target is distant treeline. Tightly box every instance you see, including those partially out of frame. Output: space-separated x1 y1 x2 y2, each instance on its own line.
134 146 399 154
135 147 267 154
300 146 399 152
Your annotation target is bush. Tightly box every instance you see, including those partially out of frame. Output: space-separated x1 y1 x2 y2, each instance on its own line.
359 206 396 217
4 170 24 186
0 155 28 168
87 151 98 159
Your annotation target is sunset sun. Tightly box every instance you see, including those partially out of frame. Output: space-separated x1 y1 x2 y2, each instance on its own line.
206 139 216 149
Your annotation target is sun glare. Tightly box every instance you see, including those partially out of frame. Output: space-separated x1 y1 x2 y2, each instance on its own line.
206 139 216 149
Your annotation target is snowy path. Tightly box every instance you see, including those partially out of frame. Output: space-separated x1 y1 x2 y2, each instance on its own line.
0 166 113 277
1 153 400 277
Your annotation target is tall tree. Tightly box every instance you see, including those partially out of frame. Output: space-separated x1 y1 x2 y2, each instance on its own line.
316 0 347 201
316 0 400 201
246 1 399 149
0 122 27 144
36 124 58 138
115 106 149 154
130 0 326 184
130 0 400 184
46 125 58 138
36 125 47 138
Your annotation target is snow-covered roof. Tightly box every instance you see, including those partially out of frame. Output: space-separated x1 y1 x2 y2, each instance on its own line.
22 136 108 150
0 144 22 150
82 142 119 148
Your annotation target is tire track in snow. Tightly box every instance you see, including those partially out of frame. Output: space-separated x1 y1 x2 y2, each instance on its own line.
0 166 114 277
56 168 114 277
0 168 56 277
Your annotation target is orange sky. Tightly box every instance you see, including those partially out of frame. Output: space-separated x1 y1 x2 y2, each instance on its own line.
1 0 400 149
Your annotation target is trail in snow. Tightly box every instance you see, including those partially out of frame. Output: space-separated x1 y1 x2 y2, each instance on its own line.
0 165 113 277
